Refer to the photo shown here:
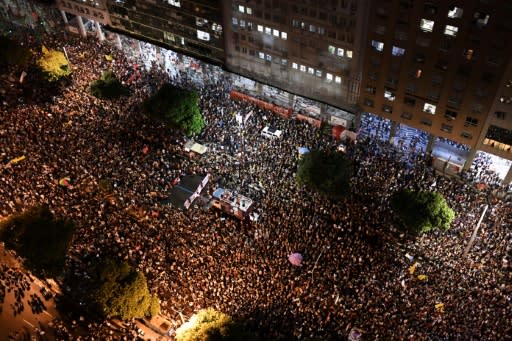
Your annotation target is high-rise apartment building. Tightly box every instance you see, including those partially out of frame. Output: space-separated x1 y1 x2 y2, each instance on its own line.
360 0 512 154
476 58 512 183
223 0 369 112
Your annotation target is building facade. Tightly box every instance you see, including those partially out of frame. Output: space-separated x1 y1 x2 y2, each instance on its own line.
360 0 512 154
223 0 369 112
475 58 512 182
107 0 225 64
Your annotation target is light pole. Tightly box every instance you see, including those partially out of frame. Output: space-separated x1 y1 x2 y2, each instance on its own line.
463 204 489 258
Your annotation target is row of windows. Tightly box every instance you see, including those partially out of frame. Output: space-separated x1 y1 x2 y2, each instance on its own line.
291 62 342 83
291 19 326 35
232 18 288 40
419 12 490 34
371 40 478 62
328 45 353 58
257 25 287 39
238 47 344 84
367 88 484 119
364 98 480 125
365 100 475 139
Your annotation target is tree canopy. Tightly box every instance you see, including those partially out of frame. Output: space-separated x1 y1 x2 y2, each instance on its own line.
143 83 205 136
0 205 76 277
37 45 71 82
90 70 130 99
390 189 455 233
176 308 256 341
296 149 352 200
90 259 160 320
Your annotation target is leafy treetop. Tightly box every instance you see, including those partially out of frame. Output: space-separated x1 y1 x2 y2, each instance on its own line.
90 70 129 99
296 149 352 200
390 189 455 233
143 84 205 136
90 259 160 321
37 45 71 82
176 308 256 341
0 205 76 277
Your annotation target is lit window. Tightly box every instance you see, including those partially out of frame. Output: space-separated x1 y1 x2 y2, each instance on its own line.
464 117 479 127
168 0 180 7
301 22 306 29
420 118 432 126
423 102 436 114
328 45 336 54
420 18 435 32
257 25 263 32
474 12 490 28
441 124 453 133
337 48 344 57
346 50 353 58
308 67 314 74
246 7 252 15
415 69 423 78
384 89 395 101
281 59 287 66
335 76 342 84
401 112 413 120
364 98 374 107
318 27 325 35
309 25 316 33
460 131 472 139
392 46 405 56
273 29 279 37
300 65 306 72
196 30 210 41
292 20 299 28
365 86 376 94
444 25 458 37
265 27 271 35
382 104 393 113
238 5 245 13
444 110 457 120
448 6 463 19
239 20 245 28
463 49 474 60
371 40 384 51
258 52 265 59
292 62 298 69
315 70 322 77
326 73 333 81
281 32 287 40
266 54 272 62
232 17 238 26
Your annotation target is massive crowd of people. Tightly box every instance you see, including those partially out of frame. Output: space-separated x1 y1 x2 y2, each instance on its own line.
1 23 511 340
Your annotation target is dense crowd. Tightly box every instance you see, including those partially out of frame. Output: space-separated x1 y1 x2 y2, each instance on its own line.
0 25 511 341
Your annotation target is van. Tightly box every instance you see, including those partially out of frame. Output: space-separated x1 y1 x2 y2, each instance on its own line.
261 126 283 139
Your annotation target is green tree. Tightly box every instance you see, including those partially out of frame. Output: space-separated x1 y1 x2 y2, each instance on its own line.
90 70 130 99
296 150 352 200
0 205 76 277
143 83 205 136
91 259 160 320
176 308 256 341
390 189 455 233
0 36 32 66
37 45 71 82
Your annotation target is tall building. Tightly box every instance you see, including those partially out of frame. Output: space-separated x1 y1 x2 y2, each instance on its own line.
360 0 512 156
107 0 225 64
223 0 369 112
475 58 512 183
